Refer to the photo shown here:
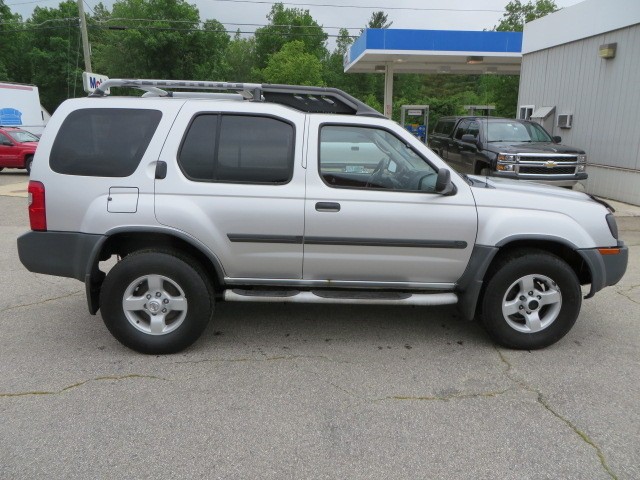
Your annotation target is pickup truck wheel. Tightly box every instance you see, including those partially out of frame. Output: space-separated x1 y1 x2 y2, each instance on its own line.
481 250 581 349
100 250 213 354
25 155 33 174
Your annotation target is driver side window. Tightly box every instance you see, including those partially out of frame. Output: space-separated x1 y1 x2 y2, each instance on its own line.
319 125 437 193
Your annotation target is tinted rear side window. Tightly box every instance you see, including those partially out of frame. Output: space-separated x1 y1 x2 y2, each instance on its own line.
50 108 162 177
179 114 295 184
179 114 217 180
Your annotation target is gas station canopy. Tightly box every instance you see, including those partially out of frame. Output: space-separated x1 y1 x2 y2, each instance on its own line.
344 29 523 118
344 29 523 75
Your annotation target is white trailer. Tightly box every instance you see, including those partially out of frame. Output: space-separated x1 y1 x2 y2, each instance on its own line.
0 82 48 135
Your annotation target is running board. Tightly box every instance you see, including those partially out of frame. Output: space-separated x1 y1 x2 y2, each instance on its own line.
223 289 458 306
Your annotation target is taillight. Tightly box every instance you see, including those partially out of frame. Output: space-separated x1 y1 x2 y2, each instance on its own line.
28 181 46 231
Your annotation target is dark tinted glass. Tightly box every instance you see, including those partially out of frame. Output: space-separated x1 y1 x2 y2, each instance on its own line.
217 115 294 183
435 120 455 135
467 121 480 138
50 108 161 177
179 115 217 180
454 120 470 140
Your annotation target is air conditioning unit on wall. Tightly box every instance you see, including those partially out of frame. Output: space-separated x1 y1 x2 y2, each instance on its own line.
557 114 573 129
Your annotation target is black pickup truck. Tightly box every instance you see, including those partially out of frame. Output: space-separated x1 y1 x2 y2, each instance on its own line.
428 116 587 187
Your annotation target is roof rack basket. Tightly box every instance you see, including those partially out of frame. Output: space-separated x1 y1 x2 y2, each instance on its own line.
89 79 383 117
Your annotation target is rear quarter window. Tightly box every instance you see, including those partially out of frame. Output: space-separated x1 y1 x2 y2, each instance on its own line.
50 108 162 177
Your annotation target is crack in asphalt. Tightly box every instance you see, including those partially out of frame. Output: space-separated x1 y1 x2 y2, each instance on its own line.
495 347 618 480
536 392 618 480
380 388 513 402
1 290 84 314
297 367 359 400
0 374 166 398
617 285 640 305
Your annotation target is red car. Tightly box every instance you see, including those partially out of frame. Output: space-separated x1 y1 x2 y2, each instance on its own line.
0 126 39 174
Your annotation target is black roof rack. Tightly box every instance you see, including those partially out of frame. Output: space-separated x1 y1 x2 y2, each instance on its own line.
89 79 384 118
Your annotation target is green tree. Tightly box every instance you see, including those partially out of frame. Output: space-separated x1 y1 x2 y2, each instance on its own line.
225 30 258 82
365 11 393 29
193 19 231 80
260 40 324 86
487 0 559 117
23 1 84 111
254 3 327 68
93 0 228 81
0 1 23 81
494 0 558 31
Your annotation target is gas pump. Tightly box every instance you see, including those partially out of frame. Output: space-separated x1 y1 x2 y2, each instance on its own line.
400 105 429 144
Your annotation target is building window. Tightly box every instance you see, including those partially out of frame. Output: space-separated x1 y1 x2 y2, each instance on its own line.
519 105 535 121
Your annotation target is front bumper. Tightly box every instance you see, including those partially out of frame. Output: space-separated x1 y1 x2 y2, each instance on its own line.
492 171 588 187
577 242 628 298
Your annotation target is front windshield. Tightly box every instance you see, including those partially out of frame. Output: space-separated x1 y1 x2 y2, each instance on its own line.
7 130 39 143
486 121 552 143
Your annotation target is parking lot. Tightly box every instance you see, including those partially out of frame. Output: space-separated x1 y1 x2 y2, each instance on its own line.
0 171 638 479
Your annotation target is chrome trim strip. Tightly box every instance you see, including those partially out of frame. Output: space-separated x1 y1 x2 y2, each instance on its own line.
514 153 580 158
223 277 456 290
224 290 458 306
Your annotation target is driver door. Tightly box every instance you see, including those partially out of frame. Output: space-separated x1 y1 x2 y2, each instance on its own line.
303 118 477 286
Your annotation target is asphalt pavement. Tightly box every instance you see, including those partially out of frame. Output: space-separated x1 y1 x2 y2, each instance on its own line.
1 172 638 479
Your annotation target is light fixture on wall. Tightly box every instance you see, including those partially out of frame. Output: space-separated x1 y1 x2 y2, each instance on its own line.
466 56 484 64
374 65 386 72
598 43 617 59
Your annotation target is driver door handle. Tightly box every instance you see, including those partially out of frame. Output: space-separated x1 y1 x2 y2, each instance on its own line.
315 202 341 212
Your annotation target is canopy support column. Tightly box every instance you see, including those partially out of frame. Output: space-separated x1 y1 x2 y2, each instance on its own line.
384 64 394 119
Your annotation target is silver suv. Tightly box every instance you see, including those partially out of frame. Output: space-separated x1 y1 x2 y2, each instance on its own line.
17 79 628 354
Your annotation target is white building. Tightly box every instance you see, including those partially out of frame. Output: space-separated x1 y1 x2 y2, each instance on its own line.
518 0 640 205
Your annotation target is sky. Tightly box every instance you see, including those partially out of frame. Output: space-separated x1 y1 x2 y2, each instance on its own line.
8 0 585 50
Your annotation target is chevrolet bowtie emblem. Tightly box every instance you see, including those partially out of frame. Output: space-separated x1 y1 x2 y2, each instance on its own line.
544 161 557 168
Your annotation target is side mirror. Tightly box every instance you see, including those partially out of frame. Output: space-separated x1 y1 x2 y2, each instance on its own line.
435 168 456 195
460 134 478 144
552 136 562 143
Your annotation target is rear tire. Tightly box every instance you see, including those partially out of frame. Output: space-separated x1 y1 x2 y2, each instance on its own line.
481 249 581 349
100 249 213 354
25 155 33 174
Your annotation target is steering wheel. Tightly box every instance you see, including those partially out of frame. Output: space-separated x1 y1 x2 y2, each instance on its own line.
366 157 390 188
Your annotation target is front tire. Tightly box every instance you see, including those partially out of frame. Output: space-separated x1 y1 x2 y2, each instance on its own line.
481 249 581 349
100 250 213 354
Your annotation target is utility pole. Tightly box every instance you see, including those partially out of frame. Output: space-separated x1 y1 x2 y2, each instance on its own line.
77 0 92 72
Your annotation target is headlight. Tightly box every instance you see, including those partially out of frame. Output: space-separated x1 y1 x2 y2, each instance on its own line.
497 164 514 171
497 153 516 162
578 154 587 163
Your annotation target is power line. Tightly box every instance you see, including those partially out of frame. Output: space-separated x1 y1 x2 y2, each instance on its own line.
5 0 59 6
6 0 507 13
83 0 96 16
0 23 358 37
210 0 505 13
0 16 362 32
